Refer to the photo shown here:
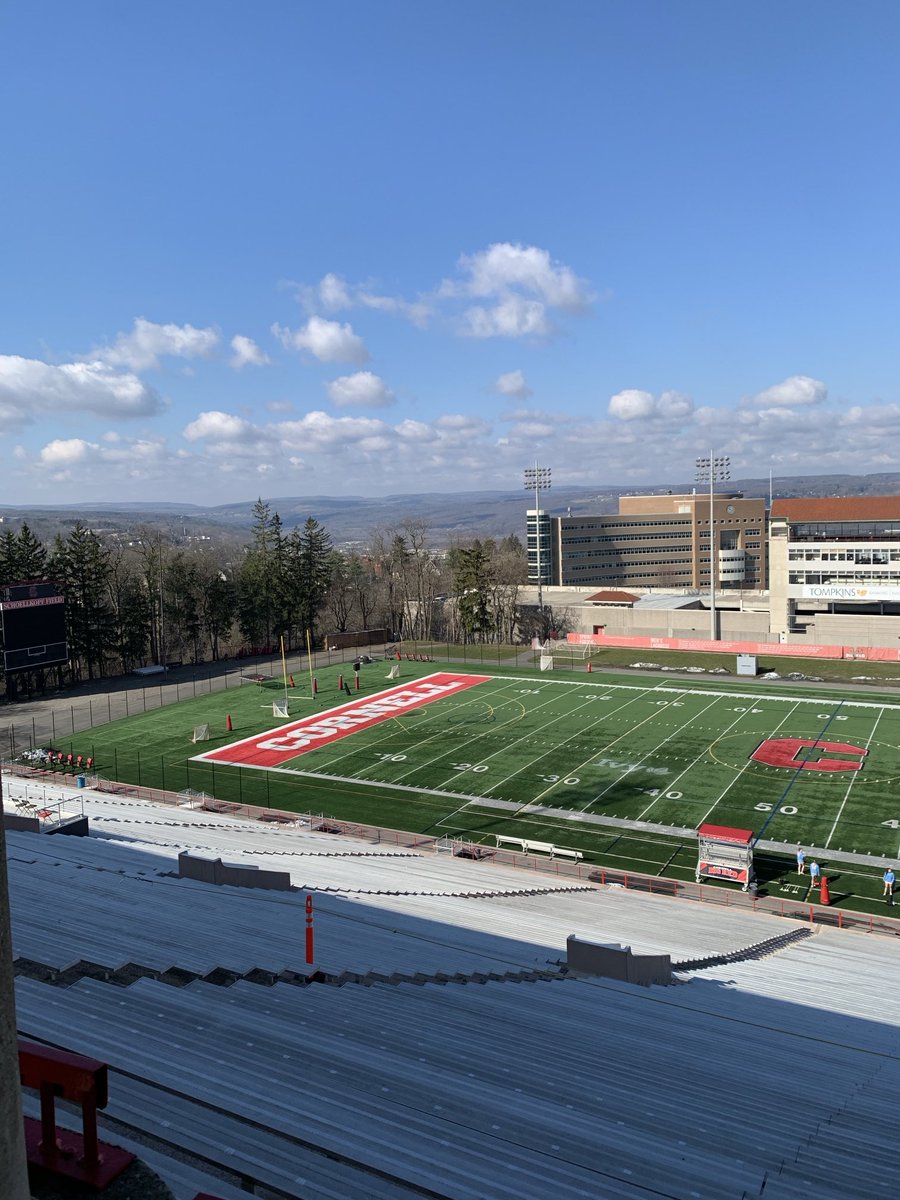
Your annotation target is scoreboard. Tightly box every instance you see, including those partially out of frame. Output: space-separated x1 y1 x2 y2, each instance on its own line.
0 581 68 673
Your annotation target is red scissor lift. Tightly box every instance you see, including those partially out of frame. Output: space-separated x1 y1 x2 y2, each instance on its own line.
696 823 755 892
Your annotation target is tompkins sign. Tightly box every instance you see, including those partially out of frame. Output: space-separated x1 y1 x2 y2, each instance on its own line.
793 584 900 601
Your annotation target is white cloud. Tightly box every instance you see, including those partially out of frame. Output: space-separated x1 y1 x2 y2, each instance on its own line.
326 371 395 409
91 317 219 370
745 375 827 409
272 316 368 364
40 438 95 467
453 243 592 309
318 273 354 311
443 242 594 340
462 296 551 338
291 273 433 328
495 369 532 400
608 389 655 421
0 355 164 429
182 410 261 444
608 388 694 422
38 435 169 479
229 335 271 369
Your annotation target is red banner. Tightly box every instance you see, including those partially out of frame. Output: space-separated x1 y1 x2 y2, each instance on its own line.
568 631 900 662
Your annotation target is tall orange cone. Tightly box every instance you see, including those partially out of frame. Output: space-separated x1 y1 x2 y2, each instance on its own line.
587 661 592 672
819 875 830 905
226 714 233 731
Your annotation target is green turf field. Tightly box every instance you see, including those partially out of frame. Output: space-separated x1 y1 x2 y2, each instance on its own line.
47 662 900 907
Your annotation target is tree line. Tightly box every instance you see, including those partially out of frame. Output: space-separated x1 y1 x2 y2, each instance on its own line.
0 503 527 692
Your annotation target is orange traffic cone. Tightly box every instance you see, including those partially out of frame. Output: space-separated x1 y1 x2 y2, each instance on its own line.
226 714 233 732
587 661 592 672
819 875 830 905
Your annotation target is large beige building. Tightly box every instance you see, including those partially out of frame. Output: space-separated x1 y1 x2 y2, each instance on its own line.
768 496 900 645
548 492 767 591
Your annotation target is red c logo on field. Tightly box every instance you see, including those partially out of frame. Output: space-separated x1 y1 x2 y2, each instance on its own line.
751 738 867 772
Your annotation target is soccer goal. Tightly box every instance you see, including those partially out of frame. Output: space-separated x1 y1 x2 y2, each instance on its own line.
191 724 210 743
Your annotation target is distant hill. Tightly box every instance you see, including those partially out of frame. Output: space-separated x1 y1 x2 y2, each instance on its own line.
3 472 900 548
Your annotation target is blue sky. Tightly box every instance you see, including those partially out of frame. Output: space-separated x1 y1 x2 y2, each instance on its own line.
2 0 900 506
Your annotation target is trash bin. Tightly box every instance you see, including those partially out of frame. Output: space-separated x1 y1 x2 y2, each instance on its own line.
76 774 86 788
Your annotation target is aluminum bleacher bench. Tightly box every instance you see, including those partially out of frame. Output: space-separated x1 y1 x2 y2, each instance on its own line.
495 835 583 861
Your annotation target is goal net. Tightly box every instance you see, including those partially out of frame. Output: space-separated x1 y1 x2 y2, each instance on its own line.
191 724 210 743
386 663 400 679
273 701 289 719
540 654 554 671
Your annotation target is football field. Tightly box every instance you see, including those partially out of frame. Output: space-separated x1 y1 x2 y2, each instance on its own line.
194 670 900 859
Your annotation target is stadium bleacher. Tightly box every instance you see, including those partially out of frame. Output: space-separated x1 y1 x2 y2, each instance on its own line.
6 775 900 1199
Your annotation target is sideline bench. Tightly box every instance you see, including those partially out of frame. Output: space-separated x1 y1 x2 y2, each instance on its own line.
495 835 583 861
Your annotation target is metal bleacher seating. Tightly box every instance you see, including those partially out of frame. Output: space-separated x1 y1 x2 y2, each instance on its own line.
7 780 900 1199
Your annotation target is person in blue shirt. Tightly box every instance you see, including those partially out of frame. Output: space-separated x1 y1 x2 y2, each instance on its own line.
796 846 805 874
884 868 895 904
809 860 820 887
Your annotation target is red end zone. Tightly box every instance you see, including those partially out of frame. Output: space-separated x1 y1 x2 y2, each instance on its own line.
194 672 492 769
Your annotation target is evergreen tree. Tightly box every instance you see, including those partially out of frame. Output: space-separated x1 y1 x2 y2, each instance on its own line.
52 525 115 680
291 517 333 641
237 499 280 648
451 540 494 643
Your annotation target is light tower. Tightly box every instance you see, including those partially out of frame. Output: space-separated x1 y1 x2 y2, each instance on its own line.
695 452 730 641
524 464 551 636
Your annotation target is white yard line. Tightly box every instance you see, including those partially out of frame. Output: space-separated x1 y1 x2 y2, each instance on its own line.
592 694 723 810
313 678 523 775
633 698 784 822
825 706 885 849
518 690 693 812
390 681 610 787
485 688 665 803
694 700 803 826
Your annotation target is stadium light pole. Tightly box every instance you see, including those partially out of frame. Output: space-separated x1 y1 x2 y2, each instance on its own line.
524 464 551 636
695 452 730 641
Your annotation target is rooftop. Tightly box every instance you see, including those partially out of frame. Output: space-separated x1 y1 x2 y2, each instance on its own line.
772 495 900 522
